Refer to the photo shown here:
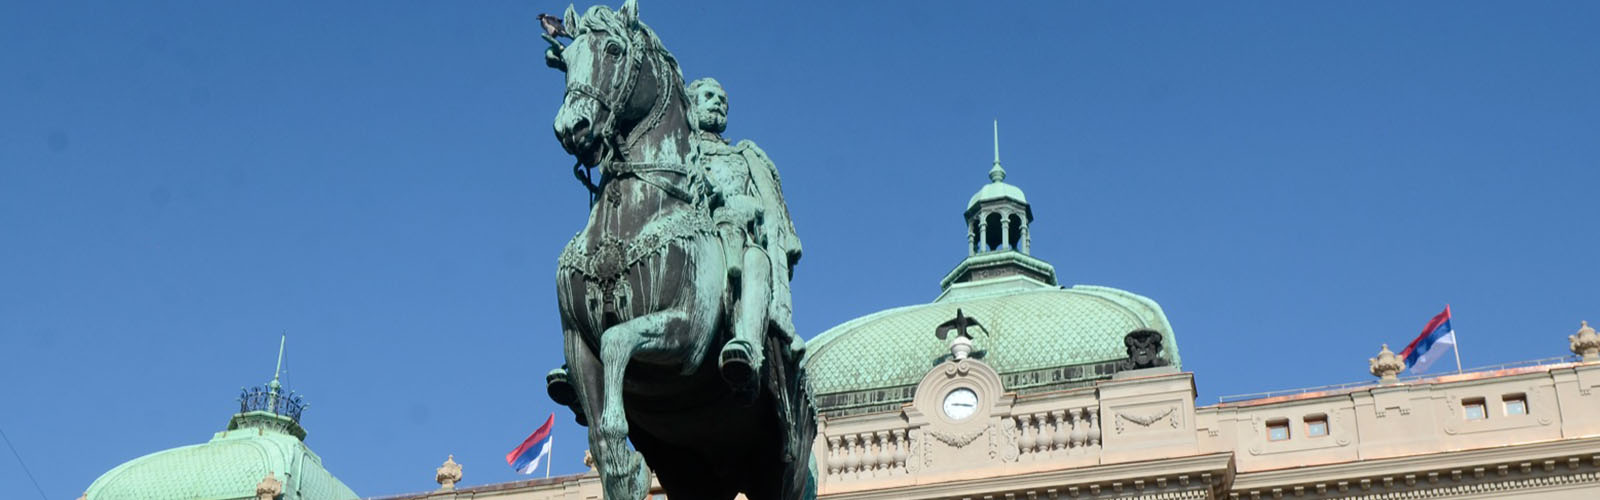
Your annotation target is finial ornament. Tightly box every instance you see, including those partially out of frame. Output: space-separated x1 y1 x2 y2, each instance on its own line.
1571 320 1599 362
436 454 463 491
1369 344 1405 383
988 120 1007 183
936 309 988 360
256 471 283 500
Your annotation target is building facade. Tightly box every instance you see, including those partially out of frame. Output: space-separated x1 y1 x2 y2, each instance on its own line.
363 139 1600 500
80 143 1600 500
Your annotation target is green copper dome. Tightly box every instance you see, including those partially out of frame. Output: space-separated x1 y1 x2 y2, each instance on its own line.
804 285 1179 398
965 122 1029 214
965 167 1028 213
803 124 1180 416
85 411 359 500
86 340 358 500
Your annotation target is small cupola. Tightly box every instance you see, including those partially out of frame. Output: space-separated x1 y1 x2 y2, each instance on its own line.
938 122 1058 301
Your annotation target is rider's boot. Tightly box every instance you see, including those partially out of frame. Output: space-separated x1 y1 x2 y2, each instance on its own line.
546 365 588 426
720 248 770 404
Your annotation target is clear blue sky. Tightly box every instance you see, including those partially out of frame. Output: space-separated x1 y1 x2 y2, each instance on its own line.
3 1 1598 498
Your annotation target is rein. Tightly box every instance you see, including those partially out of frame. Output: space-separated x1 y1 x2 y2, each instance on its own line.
564 27 695 206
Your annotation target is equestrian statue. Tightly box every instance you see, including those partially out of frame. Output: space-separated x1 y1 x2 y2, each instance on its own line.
537 2 815 499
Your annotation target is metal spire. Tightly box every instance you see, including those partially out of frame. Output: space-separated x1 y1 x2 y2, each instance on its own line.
268 334 285 409
273 334 286 384
993 120 1000 164
988 120 1007 183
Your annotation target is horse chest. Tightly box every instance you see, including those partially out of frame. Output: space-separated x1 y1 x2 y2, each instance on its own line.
557 207 715 325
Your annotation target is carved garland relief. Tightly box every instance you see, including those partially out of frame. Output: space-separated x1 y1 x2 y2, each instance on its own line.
1115 406 1177 434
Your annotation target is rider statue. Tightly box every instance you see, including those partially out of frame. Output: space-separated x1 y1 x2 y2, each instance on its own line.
685 77 805 397
544 78 805 412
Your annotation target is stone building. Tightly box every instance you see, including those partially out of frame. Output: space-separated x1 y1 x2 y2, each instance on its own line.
75 140 1600 500
365 140 1600 499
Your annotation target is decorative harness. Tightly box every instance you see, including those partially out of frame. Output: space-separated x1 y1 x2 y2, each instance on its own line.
556 25 710 323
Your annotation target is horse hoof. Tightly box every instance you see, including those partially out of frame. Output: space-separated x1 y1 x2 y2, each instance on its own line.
546 366 578 406
720 340 761 403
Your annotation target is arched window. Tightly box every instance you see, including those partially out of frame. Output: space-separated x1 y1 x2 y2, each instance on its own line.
1007 214 1023 251
984 212 1003 251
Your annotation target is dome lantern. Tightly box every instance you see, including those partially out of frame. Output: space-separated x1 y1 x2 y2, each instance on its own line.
943 121 1057 300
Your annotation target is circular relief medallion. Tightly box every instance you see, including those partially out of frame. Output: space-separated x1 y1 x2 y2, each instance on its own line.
942 387 979 421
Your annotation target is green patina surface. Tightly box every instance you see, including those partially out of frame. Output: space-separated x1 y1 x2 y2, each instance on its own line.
85 412 358 500
804 123 1180 409
967 166 1028 212
804 284 1180 398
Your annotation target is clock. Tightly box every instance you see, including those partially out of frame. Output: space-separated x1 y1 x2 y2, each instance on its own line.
941 388 979 421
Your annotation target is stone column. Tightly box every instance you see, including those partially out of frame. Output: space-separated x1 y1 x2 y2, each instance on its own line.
977 215 989 253
1020 223 1030 254
1000 212 1011 251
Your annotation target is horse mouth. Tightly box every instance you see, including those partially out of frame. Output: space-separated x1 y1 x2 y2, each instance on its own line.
558 120 605 167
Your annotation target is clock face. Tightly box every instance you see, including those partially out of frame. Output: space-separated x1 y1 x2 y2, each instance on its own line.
942 388 979 421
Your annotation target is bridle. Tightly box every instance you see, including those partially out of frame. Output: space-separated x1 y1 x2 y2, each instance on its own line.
561 27 691 205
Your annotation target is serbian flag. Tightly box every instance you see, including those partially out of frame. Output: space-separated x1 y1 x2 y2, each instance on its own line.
506 413 555 475
1400 305 1457 374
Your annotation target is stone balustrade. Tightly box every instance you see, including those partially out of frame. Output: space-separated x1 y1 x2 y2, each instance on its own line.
1011 405 1101 461
822 428 911 481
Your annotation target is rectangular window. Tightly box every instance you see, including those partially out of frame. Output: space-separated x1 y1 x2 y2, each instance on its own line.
1267 419 1290 441
1503 394 1528 416
1305 415 1329 437
1463 398 1487 420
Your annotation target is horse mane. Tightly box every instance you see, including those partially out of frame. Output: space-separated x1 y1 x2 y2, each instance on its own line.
573 5 685 91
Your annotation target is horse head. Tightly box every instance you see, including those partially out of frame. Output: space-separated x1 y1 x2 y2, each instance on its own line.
551 0 682 167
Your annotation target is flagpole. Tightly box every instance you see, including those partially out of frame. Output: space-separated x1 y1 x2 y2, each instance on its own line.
544 436 552 479
1450 305 1462 374
1453 330 1463 375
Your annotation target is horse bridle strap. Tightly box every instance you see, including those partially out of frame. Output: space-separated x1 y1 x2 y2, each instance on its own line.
562 28 645 143
603 160 695 204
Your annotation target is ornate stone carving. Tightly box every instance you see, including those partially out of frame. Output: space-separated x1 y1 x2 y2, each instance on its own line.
1571 321 1599 362
1116 406 1176 433
993 418 1020 462
436 454 462 491
255 472 282 500
1370 344 1404 383
1123 329 1170 369
928 426 988 448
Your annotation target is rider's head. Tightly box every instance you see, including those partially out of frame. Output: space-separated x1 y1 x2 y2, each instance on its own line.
687 77 728 135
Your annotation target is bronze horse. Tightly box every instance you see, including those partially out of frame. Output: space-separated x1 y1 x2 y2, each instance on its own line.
544 2 814 499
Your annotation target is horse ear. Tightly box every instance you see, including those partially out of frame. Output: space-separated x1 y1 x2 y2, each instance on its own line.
563 4 579 33
619 0 639 25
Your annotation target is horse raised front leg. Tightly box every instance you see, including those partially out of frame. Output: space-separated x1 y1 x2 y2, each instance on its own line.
596 309 689 500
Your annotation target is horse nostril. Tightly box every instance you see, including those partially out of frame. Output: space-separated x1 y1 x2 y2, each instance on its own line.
570 117 591 138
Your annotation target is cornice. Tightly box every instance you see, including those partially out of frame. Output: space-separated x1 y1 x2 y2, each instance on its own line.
824 452 1234 500
1230 435 1600 498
